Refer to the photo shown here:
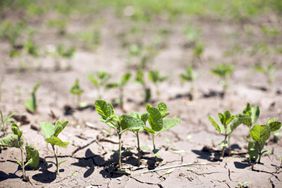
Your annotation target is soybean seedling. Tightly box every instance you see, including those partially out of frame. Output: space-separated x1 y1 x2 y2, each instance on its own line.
180 66 197 100
88 71 111 99
70 79 84 107
135 69 151 103
0 111 14 136
254 63 275 89
106 72 131 112
25 82 40 114
208 111 241 159
0 123 39 181
239 103 260 130
248 119 281 164
54 44 75 70
95 100 144 169
142 102 180 153
148 70 167 99
40 120 69 174
211 63 234 96
193 42 204 61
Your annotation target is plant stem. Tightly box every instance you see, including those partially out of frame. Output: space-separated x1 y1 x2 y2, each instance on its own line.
52 145 59 174
136 132 141 166
118 132 122 169
152 134 156 152
20 146 27 181
119 87 125 112
221 134 228 159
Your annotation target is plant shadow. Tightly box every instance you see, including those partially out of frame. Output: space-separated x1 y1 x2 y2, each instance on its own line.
72 148 105 178
0 171 20 181
202 90 224 99
32 159 57 183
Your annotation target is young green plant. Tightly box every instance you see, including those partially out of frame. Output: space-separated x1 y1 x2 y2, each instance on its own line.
0 123 39 181
135 69 151 103
88 71 111 99
25 82 40 114
180 66 197 100
148 70 167 99
248 119 281 164
142 102 180 153
254 63 275 89
208 111 241 158
40 120 69 174
106 72 131 112
211 63 234 96
95 100 144 169
70 79 84 107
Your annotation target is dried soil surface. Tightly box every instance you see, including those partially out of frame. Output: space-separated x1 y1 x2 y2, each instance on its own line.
0 12 282 188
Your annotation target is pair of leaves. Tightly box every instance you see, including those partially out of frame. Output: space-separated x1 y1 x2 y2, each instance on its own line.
211 64 234 79
144 103 180 134
180 66 196 82
209 111 240 135
106 73 131 89
0 123 24 148
241 103 260 127
248 120 281 162
40 120 69 148
70 79 84 96
25 145 40 169
25 82 40 113
88 71 111 88
148 70 166 84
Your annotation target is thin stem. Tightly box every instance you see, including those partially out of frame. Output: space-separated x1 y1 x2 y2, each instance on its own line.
52 145 59 174
119 87 125 112
221 134 228 159
136 132 141 166
152 134 156 152
118 132 122 169
20 146 27 181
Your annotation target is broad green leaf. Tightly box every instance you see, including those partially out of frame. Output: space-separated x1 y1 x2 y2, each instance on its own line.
230 116 242 132
95 100 114 121
54 120 68 137
250 125 270 143
46 136 69 148
0 134 22 148
40 122 55 139
208 116 222 133
218 113 225 125
147 106 163 132
25 145 39 169
161 118 180 132
120 115 144 131
237 114 252 127
267 120 281 132
157 102 168 117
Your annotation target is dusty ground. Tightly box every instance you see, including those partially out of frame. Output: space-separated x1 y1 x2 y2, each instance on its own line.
0 10 282 188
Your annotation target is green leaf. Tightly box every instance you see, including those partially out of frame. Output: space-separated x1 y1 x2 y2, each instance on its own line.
106 83 119 89
25 98 36 113
267 120 281 132
157 102 169 117
0 134 22 148
88 74 99 87
70 79 83 96
95 100 115 121
237 114 252 127
208 116 222 133
40 122 55 139
141 113 149 124
251 106 260 124
120 72 131 86
54 120 68 137
46 136 69 148
250 125 271 144
144 126 155 134
120 115 145 131
147 106 163 132
25 145 40 169
161 118 180 131
11 123 22 138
